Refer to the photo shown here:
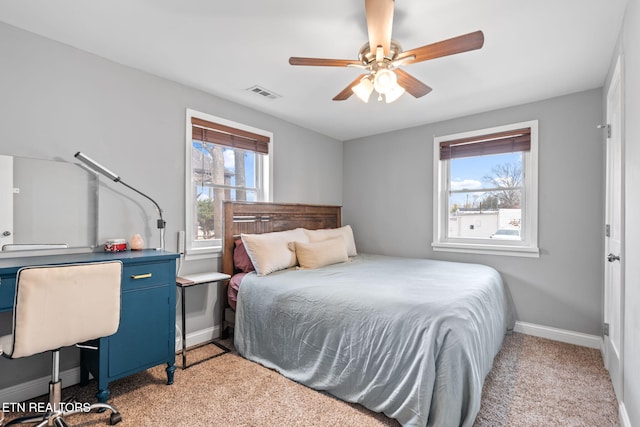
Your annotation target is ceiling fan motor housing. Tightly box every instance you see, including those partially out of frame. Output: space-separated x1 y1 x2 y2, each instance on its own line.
358 40 403 69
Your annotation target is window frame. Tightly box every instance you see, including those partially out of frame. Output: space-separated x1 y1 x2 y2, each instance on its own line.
185 108 272 259
432 120 539 257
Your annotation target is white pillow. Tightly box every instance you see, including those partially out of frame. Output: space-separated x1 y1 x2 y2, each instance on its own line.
294 237 348 270
304 225 357 257
241 228 309 276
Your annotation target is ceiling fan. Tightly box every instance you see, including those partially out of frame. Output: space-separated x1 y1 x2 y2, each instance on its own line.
289 0 484 103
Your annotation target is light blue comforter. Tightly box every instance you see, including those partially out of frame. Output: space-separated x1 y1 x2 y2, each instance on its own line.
235 254 514 426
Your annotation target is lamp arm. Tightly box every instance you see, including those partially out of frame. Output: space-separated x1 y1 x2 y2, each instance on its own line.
118 180 165 228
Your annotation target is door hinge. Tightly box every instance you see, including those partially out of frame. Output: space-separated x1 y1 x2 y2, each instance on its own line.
598 124 611 138
605 224 610 237
604 323 610 336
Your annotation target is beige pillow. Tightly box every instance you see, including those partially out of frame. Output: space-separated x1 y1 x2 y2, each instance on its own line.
241 228 308 276
304 225 357 257
294 237 349 270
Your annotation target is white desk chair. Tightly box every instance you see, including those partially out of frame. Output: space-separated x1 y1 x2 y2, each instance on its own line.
0 261 123 426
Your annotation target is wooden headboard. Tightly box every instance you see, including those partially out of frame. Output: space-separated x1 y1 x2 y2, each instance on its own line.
222 201 342 277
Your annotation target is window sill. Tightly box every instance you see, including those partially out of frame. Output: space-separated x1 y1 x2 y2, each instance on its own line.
432 241 540 258
184 248 221 261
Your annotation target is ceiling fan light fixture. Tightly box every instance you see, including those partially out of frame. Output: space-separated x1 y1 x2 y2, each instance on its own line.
373 68 397 94
384 84 405 103
352 77 374 103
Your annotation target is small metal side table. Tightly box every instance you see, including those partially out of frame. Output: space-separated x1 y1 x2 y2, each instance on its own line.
176 271 231 369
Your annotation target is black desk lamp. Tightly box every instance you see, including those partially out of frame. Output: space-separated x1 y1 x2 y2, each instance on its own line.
74 152 165 251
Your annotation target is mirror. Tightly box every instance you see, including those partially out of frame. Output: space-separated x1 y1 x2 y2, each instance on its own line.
0 155 99 257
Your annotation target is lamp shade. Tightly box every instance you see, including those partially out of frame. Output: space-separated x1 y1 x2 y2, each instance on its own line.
352 77 374 103
373 69 397 94
385 84 405 103
74 152 120 182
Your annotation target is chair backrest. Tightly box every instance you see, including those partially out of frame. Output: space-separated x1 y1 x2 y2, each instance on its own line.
6 261 122 359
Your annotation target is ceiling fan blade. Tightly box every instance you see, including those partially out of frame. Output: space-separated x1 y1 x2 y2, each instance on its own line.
397 30 484 64
289 57 362 67
333 74 368 101
395 69 432 98
365 0 394 56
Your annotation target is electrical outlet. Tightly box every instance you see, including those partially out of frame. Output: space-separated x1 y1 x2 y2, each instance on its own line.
177 230 185 255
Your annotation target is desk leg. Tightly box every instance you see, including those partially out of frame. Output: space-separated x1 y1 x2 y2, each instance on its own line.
181 286 187 369
166 363 176 385
96 388 110 404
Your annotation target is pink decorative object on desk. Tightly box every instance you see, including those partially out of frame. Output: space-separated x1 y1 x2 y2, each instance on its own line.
130 234 144 251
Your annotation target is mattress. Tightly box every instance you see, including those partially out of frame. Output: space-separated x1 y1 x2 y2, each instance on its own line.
234 253 514 426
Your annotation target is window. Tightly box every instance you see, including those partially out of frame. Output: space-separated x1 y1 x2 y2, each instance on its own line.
433 120 539 257
185 109 271 258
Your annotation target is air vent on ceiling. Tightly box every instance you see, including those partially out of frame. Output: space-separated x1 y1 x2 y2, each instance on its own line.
246 85 281 100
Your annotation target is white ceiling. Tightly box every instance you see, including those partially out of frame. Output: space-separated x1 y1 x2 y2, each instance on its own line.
0 0 628 141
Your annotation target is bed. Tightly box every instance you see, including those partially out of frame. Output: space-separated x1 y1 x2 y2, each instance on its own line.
221 202 514 427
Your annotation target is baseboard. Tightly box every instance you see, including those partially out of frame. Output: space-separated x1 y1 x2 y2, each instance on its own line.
513 321 602 349
0 367 82 404
174 326 221 352
619 401 631 427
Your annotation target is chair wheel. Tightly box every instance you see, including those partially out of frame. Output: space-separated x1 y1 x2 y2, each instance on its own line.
109 412 122 425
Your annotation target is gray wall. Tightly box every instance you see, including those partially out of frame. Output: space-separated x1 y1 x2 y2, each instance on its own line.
0 22 342 390
344 89 605 336
12 157 98 248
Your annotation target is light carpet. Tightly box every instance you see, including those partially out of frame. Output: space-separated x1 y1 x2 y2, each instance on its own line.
2 333 619 426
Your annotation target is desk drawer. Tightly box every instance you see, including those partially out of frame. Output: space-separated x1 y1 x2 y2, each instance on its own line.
122 262 173 290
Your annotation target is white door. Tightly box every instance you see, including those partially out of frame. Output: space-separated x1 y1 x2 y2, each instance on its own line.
604 57 624 400
0 155 14 249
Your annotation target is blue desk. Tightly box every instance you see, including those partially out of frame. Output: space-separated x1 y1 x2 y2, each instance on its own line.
0 249 179 402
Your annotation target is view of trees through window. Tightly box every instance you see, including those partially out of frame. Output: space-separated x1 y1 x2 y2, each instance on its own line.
191 141 260 242
448 152 523 240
